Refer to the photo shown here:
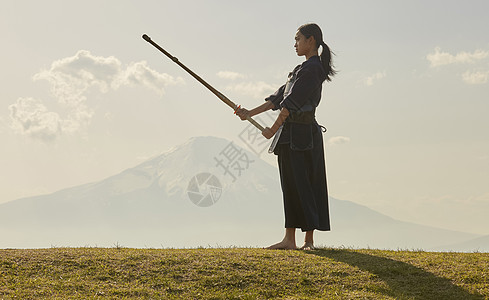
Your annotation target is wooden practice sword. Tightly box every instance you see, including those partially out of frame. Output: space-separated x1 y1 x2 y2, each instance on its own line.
142 34 264 132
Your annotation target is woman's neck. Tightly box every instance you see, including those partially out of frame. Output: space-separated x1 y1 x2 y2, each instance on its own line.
305 49 319 60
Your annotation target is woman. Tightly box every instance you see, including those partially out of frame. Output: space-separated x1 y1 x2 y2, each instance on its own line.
236 23 335 250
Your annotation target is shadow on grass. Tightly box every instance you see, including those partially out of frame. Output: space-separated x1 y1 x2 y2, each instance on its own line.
308 249 483 300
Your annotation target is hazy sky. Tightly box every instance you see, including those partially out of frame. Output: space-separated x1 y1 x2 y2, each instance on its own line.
1 1 488 235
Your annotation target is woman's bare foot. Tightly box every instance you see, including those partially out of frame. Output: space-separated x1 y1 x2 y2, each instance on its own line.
299 242 315 250
266 240 297 250
265 228 297 250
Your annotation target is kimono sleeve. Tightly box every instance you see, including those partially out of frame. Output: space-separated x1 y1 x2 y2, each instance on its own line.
264 84 286 111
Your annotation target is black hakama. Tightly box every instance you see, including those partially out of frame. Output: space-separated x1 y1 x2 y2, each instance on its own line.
275 122 330 232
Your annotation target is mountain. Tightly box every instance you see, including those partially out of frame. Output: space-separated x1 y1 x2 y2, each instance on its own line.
0 136 283 248
327 199 482 251
433 235 489 252
0 136 483 250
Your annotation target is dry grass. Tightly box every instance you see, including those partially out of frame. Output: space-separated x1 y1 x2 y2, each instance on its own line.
1 247 488 299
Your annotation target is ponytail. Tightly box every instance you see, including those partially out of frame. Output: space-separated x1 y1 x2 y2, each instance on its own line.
298 23 336 82
320 41 336 82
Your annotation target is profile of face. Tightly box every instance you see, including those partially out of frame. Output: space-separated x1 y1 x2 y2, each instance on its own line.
294 31 315 57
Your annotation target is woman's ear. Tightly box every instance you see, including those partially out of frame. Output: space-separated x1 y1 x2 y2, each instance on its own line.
307 36 317 47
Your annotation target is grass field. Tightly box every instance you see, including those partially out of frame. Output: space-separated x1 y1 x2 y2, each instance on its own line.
1 247 488 299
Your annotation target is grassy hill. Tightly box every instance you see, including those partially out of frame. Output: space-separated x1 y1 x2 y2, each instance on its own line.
1 247 487 299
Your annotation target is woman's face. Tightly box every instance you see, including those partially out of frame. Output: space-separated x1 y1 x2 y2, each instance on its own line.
294 31 314 57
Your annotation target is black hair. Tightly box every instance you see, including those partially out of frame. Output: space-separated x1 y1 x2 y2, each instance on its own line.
298 23 336 82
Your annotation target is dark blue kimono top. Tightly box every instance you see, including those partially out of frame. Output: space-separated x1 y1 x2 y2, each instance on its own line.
265 56 327 151
266 55 327 113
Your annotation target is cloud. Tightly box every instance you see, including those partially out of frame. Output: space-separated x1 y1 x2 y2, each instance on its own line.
33 50 183 103
426 47 489 85
118 61 184 95
363 71 386 86
468 192 489 205
327 136 351 146
10 50 183 142
462 70 489 85
217 71 246 80
225 81 276 99
427 47 489 67
8 97 93 142
33 50 122 105
217 70 275 99
477 155 489 161
8 97 62 142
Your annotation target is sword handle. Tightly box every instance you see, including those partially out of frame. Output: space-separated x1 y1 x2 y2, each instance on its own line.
246 115 265 132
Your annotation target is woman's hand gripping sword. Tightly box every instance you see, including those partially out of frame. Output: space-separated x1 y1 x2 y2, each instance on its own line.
235 102 289 153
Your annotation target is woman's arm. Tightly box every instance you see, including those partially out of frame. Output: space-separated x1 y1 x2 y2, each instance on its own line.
236 101 289 139
270 107 290 132
236 100 274 120
249 100 275 116
262 107 289 139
